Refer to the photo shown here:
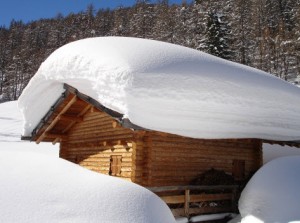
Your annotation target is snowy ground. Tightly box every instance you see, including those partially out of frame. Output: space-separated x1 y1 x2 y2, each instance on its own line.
0 101 175 223
0 101 59 156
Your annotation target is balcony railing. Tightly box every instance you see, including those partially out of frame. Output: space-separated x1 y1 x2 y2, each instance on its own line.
147 185 239 217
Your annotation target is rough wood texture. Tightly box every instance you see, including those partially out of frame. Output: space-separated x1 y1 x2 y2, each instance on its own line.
34 92 263 188
60 109 135 181
138 132 262 187
59 108 262 186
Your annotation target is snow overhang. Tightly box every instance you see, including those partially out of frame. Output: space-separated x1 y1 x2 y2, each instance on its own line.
21 84 300 148
18 37 300 142
22 84 145 143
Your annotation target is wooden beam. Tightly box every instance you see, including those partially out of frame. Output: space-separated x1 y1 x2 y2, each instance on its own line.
161 193 233 204
184 190 190 217
52 137 61 145
36 95 77 144
62 104 92 134
147 185 238 193
112 120 120 128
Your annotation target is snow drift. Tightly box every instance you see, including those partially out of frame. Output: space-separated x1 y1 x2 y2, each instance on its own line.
18 37 300 141
239 156 300 223
0 101 58 155
0 148 175 223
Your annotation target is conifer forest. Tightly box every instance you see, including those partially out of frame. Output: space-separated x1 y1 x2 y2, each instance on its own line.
0 0 299 102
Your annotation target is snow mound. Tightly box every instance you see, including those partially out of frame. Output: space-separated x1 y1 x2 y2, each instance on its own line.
239 156 300 223
19 37 300 140
0 148 175 223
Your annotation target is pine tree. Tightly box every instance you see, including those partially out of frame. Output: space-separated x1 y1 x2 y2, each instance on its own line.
152 0 175 42
129 0 156 39
189 2 208 51
231 0 256 65
206 12 233 60
95 9 114 36
0 27 9 99
173 2 194 47
112 7 130 36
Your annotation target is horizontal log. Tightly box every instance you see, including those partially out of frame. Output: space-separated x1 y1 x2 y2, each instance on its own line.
151 138 256 148
69 127 132 138
66 147 132 153
65 152 132 158
63 141 132 149
83 112 110 120
151 151 258 161
68 131 133 140
68 135 134 144
79 160 132 167
190 193 233 202
71 122 114 131
59 114 83 122
151 143 255 152
151 133 258 144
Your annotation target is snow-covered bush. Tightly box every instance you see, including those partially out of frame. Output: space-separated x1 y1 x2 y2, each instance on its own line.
239 156 300 223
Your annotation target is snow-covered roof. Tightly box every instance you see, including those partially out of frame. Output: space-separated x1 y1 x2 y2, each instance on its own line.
18 37 300 141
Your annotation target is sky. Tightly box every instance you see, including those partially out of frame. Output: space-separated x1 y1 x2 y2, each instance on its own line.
0 0 190 28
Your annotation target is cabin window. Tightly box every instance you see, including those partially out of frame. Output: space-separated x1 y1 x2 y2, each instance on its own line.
109 155 122 176
232 159 245 180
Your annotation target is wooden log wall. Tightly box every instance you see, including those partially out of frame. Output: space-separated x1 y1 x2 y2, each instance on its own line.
59 109 135 181
139 132 262 187
58 102 262 187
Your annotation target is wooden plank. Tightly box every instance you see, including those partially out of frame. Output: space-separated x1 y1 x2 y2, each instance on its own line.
190 193 232 202
61 104 92 135
184 190 190 216
161 193 233 204
147 185 238 193
36 95 77 144
171 206 233 217
161 195 185 204
52 137 61 145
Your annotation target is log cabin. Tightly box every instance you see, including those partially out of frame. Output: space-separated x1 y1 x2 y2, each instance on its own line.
21 83 300 216
19 37 300 217
23 84 268 185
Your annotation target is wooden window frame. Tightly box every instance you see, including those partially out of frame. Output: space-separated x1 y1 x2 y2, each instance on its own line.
109 155 122 176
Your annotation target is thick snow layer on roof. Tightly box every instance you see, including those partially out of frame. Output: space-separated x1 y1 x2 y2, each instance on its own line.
238 156 300 223
0 148 175 223
19 37 300 140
